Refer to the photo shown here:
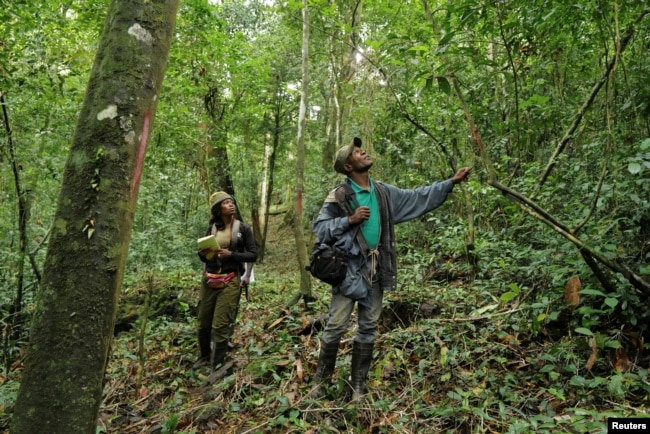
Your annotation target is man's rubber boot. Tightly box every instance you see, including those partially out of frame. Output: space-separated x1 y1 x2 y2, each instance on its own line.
350 341 373 402
306 340 340 399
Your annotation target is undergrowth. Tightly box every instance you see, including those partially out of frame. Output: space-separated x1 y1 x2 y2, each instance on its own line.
2 216 649 433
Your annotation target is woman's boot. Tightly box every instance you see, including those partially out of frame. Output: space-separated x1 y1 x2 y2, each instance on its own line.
192 328 212 369
211 340 229 372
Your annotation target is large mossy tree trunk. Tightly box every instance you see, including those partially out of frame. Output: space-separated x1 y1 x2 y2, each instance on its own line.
11 1 179 433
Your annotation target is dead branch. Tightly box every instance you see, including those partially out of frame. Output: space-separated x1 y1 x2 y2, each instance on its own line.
500 185 650 296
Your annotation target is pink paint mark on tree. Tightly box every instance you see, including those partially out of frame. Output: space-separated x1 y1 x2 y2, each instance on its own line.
131 109 152 197
296 192 303 215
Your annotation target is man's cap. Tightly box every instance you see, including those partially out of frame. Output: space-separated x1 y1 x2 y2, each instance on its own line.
334 137 362 174
210 191 232 211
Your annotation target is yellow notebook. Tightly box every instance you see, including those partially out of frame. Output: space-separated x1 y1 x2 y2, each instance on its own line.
197 235 220 250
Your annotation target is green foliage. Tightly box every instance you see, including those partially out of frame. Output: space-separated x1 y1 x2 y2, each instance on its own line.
2 0 650 432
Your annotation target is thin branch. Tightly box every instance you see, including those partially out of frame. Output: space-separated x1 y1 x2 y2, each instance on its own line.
578 248 617 293
27 224 52 283
432 308 523 323
400 109 453 168
573 159 608 234
492 179 571 233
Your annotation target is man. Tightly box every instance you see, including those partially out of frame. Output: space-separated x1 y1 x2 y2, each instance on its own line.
310 137 471 401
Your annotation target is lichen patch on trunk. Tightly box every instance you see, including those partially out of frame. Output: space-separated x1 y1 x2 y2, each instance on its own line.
97 104 118 120
128 23 153 44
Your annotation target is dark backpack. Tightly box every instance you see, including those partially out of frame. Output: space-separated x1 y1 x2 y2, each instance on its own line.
306 243 348 285
307 182 368 286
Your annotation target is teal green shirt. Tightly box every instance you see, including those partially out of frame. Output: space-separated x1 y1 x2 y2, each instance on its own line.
348 178 380 249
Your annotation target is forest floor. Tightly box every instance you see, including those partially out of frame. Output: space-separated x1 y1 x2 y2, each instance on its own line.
95 214 648 434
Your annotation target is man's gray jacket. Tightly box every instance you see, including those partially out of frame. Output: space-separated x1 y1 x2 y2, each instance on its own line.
313 178 455 307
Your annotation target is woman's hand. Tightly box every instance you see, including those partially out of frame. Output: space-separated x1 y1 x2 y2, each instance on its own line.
199 247 218 259
199 247 215 255
215 248 232 259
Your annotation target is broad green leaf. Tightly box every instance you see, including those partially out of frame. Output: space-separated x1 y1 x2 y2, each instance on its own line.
605 340 622 349
628 162 641 174
575 327 594 336
608 374 624 397
640 138 650 150
604 298 618 308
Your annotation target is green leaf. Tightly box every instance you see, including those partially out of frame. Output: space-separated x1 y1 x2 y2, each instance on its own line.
472 303 498 315
438 31 455 46
604 298 618 308
580 288 607 297
640 138 650 150
437 76 451 95
547 387 565 400
608 374 625 397
605 340 622 349
440 345 448 367
575 327 594 336
408 44 429 53
628 162 642 174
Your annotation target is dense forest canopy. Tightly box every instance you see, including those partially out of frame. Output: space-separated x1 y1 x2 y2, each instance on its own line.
1 0 649 432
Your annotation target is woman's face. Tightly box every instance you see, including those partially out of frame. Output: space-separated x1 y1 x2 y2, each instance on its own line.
220 198 236 217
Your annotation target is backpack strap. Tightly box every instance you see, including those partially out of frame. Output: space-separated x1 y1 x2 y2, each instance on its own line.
231 219 241 240
231 219 254 285
333 182 370 255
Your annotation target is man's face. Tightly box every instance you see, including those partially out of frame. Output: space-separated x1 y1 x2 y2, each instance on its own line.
345 146 373 173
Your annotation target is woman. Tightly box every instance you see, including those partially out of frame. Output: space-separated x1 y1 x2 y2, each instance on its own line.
194 191 257 371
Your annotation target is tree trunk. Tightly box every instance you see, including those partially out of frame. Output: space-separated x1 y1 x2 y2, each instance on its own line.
289 1 314 305
204 86 235 194
1 91 29 347
259 76 285 262
11 1 179 433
